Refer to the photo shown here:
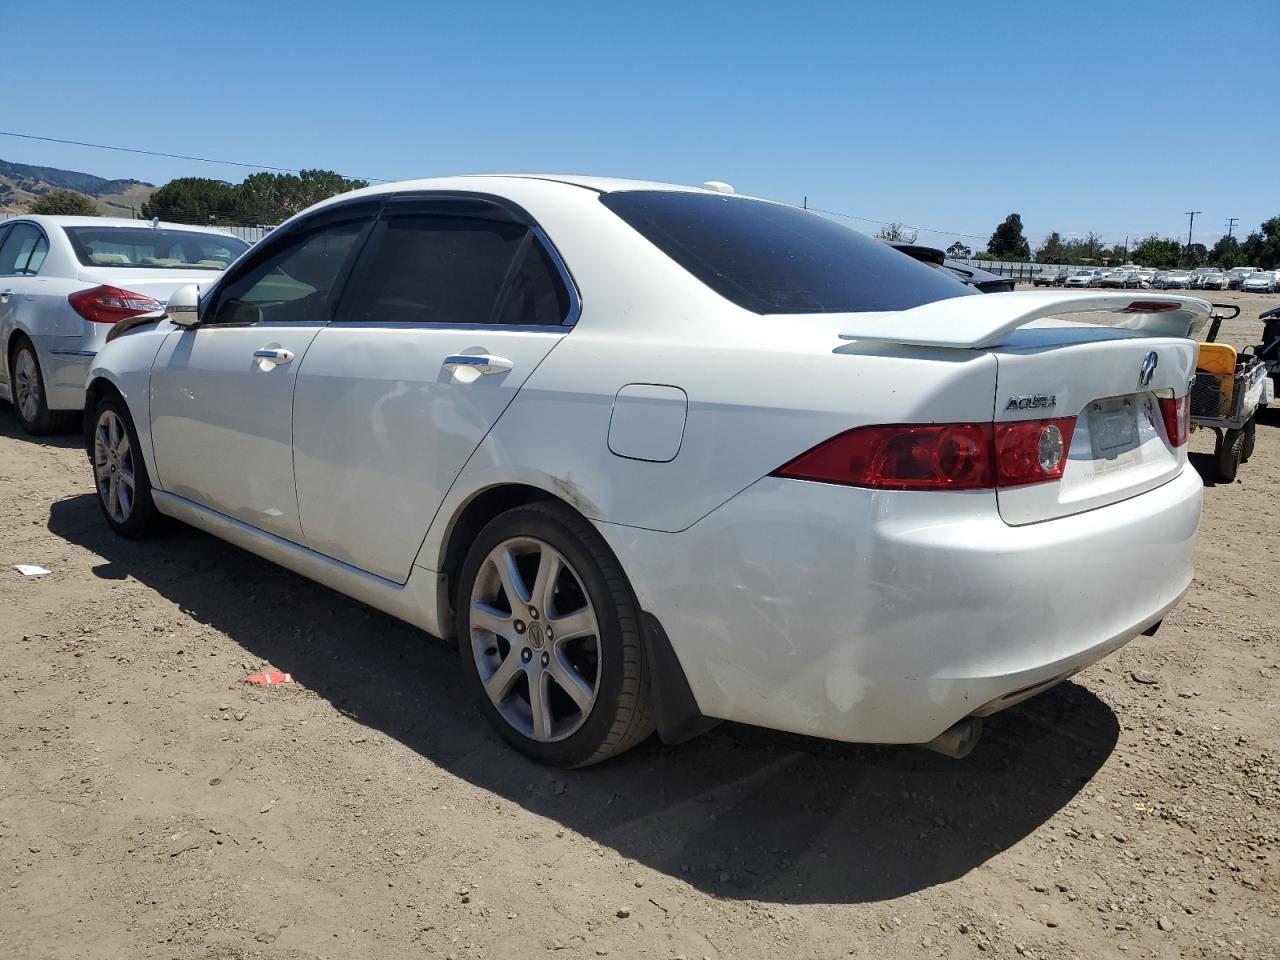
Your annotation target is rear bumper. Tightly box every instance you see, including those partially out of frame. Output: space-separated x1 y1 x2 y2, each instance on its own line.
597 463 1202 744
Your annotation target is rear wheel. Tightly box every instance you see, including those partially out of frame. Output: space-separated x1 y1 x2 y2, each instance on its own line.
1216 427 1243 483
1241 418 1257 463
91 395 159 538
10 339 73 435
456 501 654 767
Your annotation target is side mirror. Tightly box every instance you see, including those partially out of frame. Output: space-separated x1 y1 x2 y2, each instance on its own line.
166 284 202 328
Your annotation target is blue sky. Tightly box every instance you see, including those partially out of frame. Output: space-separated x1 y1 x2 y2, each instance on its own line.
7 0 1277 249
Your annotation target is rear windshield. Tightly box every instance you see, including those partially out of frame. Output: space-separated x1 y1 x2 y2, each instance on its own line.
65 226 249 270
599 191 973 314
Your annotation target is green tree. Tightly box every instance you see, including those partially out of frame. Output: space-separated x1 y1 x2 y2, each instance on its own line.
1103 243 1129 265
1034 232 1066 263
986 213 1030 260
232 169 368 224
1181 243 1208 268
874 222 917 243
945 241 971 259
28 189 98 216
1130 234 1183 269
141 177 237 223
1239 216 1280 270
1207 234 1242 269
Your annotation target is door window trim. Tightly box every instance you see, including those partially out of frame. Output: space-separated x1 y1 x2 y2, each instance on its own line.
201 205 379 328
0 221 51 277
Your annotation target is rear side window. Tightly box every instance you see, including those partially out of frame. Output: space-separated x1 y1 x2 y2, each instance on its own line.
0 224 45 276
345 216 571 327
600 191 973 314
207 220 365 325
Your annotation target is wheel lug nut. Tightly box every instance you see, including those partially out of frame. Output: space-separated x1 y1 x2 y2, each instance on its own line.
528 607 539 620
540 652 549 666
520 648 532 663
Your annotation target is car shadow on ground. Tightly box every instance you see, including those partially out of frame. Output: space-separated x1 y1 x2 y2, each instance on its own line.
0 408 84 450
48 493 1118 905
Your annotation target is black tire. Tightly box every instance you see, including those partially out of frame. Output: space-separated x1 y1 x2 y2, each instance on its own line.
90 393 160 538
1217 427 1243 483
9 337 76 435
1241 418 1257 463
456 501 655 767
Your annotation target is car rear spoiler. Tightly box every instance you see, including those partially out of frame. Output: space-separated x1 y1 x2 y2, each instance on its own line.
836 292 1213 349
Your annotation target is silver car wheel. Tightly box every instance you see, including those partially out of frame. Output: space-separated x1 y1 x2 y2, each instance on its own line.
14 346 40 423
469 537 601 743
94 409 136 524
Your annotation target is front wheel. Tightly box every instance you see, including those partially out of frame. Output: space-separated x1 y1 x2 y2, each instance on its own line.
456 501 654 766
91 395 160 538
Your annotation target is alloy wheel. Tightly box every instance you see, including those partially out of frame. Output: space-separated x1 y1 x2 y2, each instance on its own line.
14 347 40 423
94 409 136 524
468 537 602 742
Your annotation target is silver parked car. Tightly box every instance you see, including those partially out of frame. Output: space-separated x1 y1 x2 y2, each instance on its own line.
1162 270 1193 289
1241 271 1278 294
0 216 248 433
1065 269 1103 288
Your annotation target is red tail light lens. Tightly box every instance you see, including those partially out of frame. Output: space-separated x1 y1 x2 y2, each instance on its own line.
1157 394 1189 447
773 418 1076 491
993 417 1076 486
67 285 163 324
773 423 995 490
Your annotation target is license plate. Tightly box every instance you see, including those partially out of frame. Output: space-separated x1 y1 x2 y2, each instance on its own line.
1089 398 1138 455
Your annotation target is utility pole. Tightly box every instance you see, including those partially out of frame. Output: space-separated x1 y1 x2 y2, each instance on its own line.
1184 211 1201 250
1226 217 1238 239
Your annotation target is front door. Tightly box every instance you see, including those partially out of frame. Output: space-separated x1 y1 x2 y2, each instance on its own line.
148 212 372 542
292 202 576 582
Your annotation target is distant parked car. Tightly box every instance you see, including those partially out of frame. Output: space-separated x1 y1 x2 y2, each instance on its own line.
886 243 1016 293
1241 271 1278 294
1101 269 1140 289
1227 266 1262 289
1032 268 1069 287
1066 269 1103 288
1198 269 1229 291
1162 270 1193 289
0 215 249 434
1134 269 1156 288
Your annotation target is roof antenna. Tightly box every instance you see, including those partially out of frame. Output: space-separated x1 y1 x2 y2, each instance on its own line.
702 181 734 194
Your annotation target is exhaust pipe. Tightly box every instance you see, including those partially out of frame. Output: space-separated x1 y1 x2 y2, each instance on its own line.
921 717 983 759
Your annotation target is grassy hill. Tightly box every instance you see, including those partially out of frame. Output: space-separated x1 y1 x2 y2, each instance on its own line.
0 159 157 217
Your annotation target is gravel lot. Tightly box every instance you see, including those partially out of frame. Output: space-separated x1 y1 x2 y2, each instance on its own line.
2 290 1278 960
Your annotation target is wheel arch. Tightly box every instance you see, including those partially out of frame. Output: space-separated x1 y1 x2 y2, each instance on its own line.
434 480 713 745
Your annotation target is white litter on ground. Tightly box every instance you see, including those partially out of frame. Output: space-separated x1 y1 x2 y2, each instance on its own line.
14 564 51 577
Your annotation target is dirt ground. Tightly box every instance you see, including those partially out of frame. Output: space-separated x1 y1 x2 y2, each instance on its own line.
2 290 1277 960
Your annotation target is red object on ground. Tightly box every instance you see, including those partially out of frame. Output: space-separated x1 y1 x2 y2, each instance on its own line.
244 672 293 686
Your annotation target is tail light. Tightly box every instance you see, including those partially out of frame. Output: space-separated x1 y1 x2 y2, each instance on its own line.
772 417 1076 491
1157 394 1189 447
67 285 163 324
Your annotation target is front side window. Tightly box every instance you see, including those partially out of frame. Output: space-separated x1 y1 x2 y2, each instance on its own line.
0 224 45 276
207 220 365 326
64 227 249 270
601 191 973 315
346 215 569 326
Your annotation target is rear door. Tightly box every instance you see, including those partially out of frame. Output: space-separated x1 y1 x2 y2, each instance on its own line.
148 205 376 541
993 329 1198 525
292 196 575 582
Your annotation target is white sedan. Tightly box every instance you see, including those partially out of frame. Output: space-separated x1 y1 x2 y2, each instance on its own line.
0 215 248 433
86 176 1208 766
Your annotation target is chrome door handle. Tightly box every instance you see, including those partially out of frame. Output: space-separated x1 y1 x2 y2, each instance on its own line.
443 354 513 375
254 348 294 364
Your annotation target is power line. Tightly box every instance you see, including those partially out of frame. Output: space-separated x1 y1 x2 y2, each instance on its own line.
807 205 988 242
0 129 391 183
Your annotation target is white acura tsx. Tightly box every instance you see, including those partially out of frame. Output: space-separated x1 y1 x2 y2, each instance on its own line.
85 176 1208 766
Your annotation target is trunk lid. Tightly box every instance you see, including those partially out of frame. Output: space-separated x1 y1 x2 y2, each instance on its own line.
76 267 224 303
992 325 1197 524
